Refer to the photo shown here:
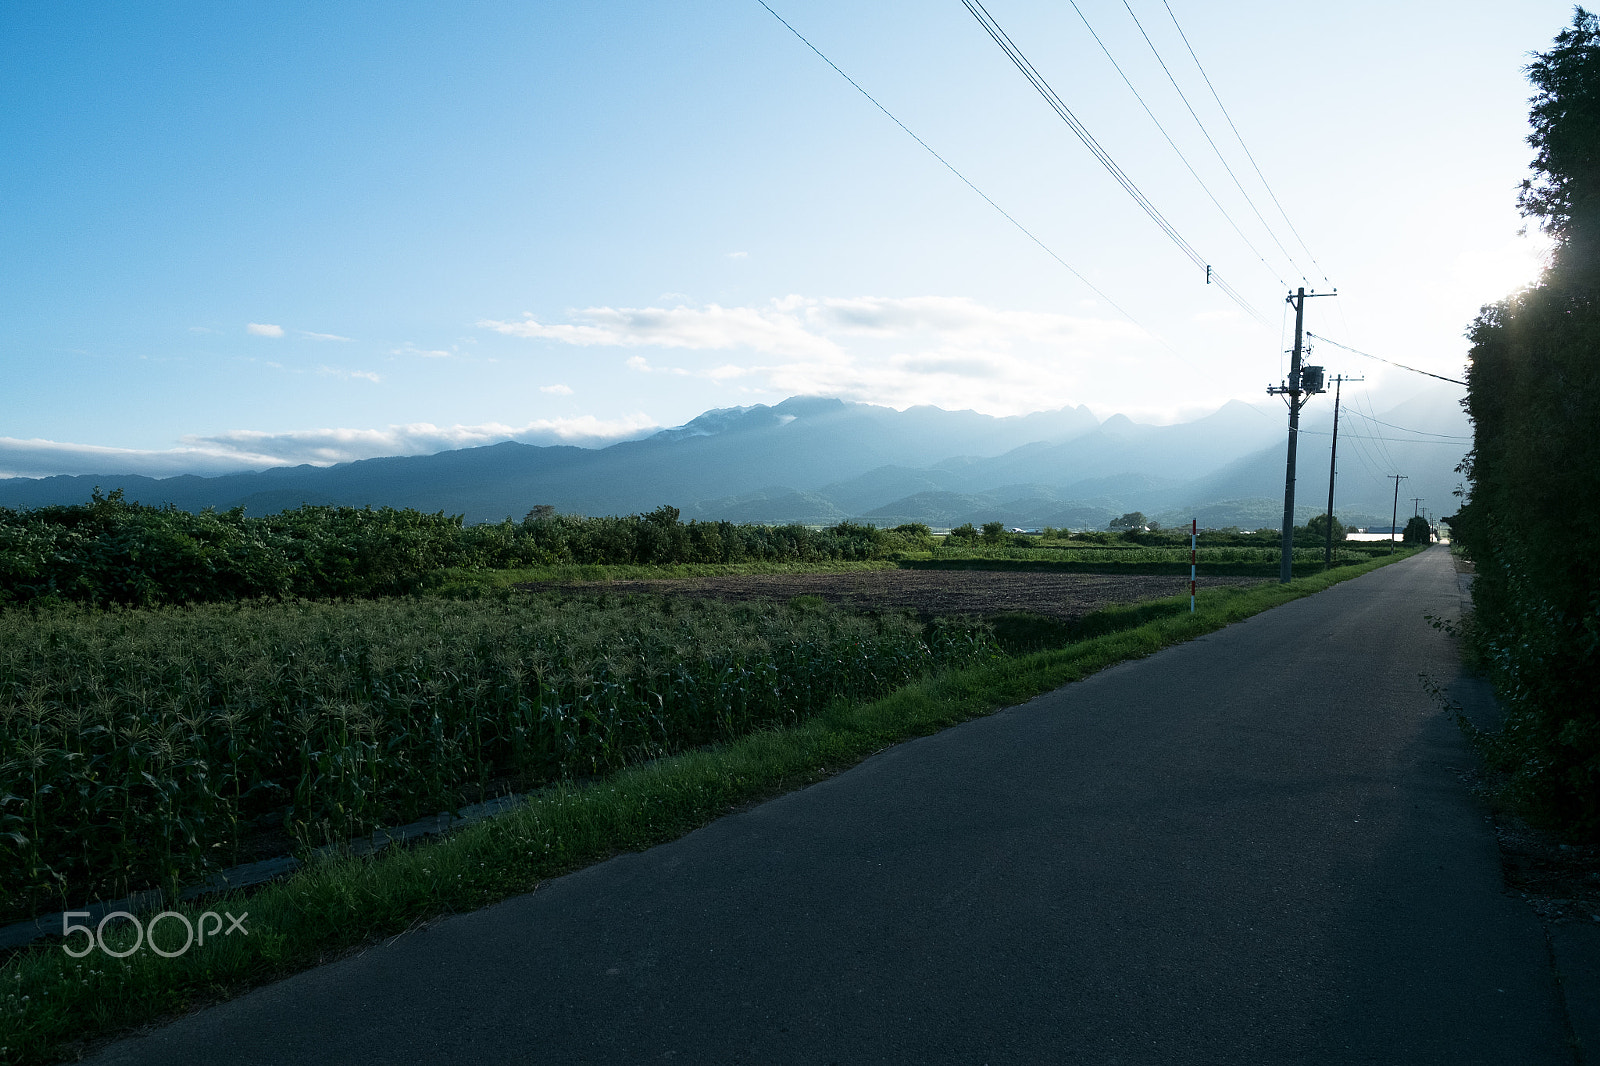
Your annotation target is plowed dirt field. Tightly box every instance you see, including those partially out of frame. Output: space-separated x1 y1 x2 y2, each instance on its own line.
546 570 1271 621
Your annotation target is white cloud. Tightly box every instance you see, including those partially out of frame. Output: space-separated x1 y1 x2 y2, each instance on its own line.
624 355 689 376
480 302 841 360
483 295 1152 416
299 330 354 342
539 383 573 395
187 416 660 466
726 251 748 259
0 415 662 478
247 323 285 338
392 344 453 358
0 437 273 478
315 366 381 383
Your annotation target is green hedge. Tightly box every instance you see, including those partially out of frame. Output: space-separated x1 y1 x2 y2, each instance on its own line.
1452 10 1600 839
0 494 933 609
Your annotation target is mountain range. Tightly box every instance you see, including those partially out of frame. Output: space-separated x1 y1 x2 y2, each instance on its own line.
0 390 1474 531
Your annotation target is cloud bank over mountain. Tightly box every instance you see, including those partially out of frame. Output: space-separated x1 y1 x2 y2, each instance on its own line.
482 295 1154 417
0 390 1471 533
0 415 660 479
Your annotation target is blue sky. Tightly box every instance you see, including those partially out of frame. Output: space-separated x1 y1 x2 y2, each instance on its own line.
0 0 1570 477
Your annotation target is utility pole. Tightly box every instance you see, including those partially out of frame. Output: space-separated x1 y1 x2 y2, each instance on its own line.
1268 286 1336 583
1411 497 1424 517
1388 474 1408 554
1322 373 1363 568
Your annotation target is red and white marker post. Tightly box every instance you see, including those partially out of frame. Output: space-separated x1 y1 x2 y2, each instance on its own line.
1190 518 1197 613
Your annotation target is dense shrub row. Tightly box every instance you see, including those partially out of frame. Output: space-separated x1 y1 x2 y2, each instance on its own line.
1453 11 1600 839
0 595 995 919
0 493 933 608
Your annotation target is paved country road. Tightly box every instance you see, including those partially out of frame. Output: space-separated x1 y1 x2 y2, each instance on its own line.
90 546 1573 1065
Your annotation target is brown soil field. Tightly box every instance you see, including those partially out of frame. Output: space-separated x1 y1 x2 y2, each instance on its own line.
541 570 1272 621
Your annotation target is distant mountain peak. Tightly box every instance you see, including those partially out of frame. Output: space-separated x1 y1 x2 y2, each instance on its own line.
771 395 848 416
0 393 1464 528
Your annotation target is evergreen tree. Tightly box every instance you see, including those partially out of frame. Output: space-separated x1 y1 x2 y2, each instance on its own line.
1454 8 1600 837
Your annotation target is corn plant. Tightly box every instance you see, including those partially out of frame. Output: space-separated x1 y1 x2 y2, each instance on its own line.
0 594 996 922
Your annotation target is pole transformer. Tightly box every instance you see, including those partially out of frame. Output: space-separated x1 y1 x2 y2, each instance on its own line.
1268 287 1335 583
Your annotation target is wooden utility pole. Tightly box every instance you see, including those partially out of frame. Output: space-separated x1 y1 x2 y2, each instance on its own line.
1322 374 1363 567
1268 287 1335 583
1388 474 1408 554
1411 497 1424 516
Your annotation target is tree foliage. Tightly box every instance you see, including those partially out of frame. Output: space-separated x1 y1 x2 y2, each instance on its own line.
1302 514 1347 543
0 491 931 610
1454 8 1600 838
1108 511 1148 531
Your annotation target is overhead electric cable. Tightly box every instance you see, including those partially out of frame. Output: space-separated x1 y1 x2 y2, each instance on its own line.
1340 428 1384 485
1305 333 1466 385
754 0 1165 345
1328 398 1382 484
1160 0 1331 283
1342 409 1471 441
1065 0 1286 288
1299 430 1469 446
959 0 1270 326
1119 1 1306 282
1354 389 1402 474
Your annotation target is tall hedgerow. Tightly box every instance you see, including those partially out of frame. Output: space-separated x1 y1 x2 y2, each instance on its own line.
0 494 927 609
1453 9 1600 838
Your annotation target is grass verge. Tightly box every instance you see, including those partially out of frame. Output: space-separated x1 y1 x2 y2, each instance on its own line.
900 557 1361 577
0 546 1422 1065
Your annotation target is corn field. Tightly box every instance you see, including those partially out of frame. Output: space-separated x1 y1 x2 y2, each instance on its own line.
0 594 996 923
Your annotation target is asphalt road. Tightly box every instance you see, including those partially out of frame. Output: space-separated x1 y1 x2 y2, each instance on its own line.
91 546 1572 1064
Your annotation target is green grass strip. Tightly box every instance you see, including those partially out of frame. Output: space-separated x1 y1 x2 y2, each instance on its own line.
0 547 1423 1065
897 557 1364 576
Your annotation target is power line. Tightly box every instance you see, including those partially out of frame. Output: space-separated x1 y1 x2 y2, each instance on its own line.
1342 408 1472 441
753 0 1164 344
1158 0 1330 283
1119 1 1306 282
1354 389 1402 475
1305 333 1466 385
1299 430 1471 446
959 0 1270 326
1330 406 1384 487
1340 427 1386 486
1065 1 1286 288
1326 385 1390 486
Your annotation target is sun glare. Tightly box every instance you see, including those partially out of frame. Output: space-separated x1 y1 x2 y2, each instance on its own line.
1450 233 1552 301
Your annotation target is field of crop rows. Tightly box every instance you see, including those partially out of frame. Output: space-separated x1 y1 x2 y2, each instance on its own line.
547 570 1273 620
0 594 995 923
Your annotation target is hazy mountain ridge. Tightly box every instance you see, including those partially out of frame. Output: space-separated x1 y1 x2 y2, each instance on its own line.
0 391 1472 530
